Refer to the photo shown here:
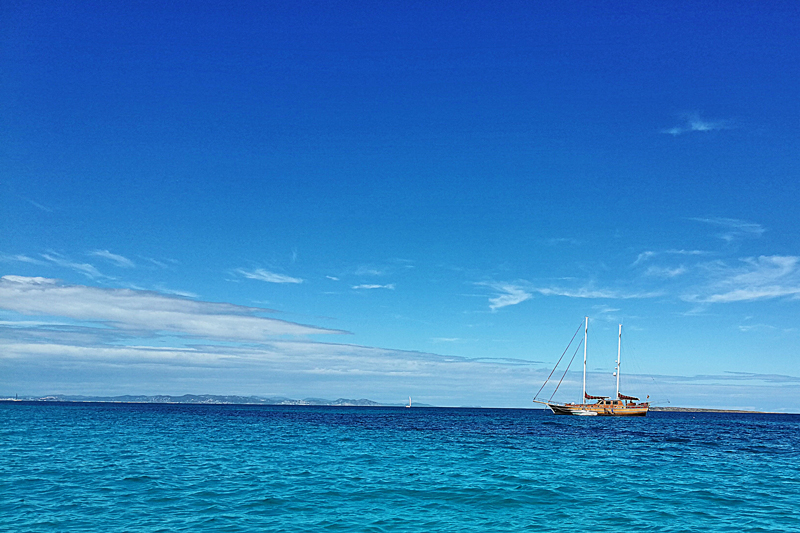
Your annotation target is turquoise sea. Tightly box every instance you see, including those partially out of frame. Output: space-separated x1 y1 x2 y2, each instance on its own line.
1 402 798 532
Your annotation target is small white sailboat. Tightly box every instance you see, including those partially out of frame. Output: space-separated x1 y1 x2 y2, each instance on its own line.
406 396 412 408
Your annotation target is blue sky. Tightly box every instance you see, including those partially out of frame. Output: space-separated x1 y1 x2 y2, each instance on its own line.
2 1 799 411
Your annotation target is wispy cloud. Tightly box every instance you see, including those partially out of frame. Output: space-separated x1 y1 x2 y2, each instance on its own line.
479 283 532 311
0 254 47 265
235 268 303 284
154 286 199 298
90 250 135 268
41 252 104 279
143 257 174 269
645 265 687 278
479 279 661 310
662 113 732 136
684 255 800 303
592 305 620 315
0 276 341 340
2 275 59 286
352 284 395 290
533 287 662 299
633 249 707 266
632 251 657 265
690 217 765 242
354 265 385 276
738 323 777 333
702 285 800 303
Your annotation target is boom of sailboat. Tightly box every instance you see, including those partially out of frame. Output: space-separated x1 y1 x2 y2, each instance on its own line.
533 317 649 416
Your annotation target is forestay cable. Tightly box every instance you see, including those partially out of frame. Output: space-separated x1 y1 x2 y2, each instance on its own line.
533 320 584 402
549 337 584 402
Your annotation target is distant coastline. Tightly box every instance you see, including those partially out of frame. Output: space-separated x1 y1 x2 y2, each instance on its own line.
0 395 788 413
649 406 777 414
0 394 433 408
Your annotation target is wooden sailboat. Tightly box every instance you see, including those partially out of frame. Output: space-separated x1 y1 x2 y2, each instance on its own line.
534 317 649 416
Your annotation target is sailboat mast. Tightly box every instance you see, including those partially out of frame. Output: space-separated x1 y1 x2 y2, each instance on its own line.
582 316 588 405
616 324 622 399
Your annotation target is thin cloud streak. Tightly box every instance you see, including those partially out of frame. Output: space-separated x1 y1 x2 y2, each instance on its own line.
90 250 135 268
0 254 47 265
645 265 687 278
690 217 765 242
738 323 777 332
662 113 732 136
143 257 172 269
155 286 199 298
354 266 385 276
479 280 662 310
703 286 800 303
352 284 395 290
236 268 303 284
22 197 53 212
41 252 104 279
534 287 662 299
633 249 707 266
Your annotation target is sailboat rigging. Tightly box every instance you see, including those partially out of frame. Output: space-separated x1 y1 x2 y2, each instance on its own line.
534 317 649 416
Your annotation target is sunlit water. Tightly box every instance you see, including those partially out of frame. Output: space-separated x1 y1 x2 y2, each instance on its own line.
1 402 798 532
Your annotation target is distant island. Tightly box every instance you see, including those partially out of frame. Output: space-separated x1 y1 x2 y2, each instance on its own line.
0 394 434 407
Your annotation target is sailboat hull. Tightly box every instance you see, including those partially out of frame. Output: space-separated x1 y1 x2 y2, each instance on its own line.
548 403 649 416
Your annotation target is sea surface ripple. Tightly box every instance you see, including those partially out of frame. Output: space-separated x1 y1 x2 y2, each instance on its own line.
1 403 798 532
